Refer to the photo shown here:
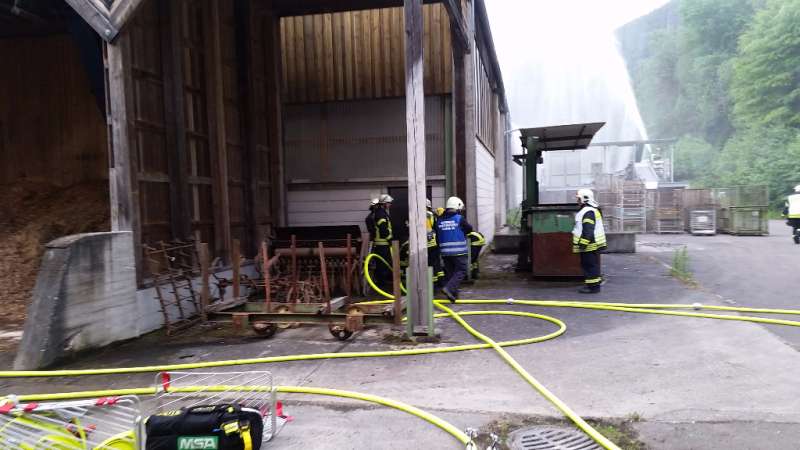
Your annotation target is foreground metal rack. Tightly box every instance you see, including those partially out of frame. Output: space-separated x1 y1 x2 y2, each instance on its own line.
154 371 288 445
0 395 143 449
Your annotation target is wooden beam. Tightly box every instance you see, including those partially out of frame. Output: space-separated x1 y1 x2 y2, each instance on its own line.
105 30 142 278
109 0 150 34
208 0 233 261
442 0 470 53
63 0 117 41
404 0 431 335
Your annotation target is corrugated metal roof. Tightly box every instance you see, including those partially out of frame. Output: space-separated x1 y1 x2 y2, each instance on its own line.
519 122 606 152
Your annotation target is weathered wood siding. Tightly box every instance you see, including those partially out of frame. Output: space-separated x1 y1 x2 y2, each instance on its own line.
113 0 281 259
280 4 452 103
127 1 175 246
284 96 447 182
0 35 107 186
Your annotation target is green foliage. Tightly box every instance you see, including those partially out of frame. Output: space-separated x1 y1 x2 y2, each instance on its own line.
731 0 800 129
673 136 716 183
670 246 694 285
506 207 522 230
623 0 800 207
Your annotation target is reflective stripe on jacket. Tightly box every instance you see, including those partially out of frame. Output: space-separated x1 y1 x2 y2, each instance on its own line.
572 206 607 253
374 208 393 245
468 231 486 247
437 213 468 256
788 194 800 219
426 210 437 247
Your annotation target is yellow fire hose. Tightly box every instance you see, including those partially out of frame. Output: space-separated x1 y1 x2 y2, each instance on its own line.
4 293 800 449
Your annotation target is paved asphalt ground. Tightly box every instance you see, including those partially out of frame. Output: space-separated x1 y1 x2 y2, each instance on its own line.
2 223 800 449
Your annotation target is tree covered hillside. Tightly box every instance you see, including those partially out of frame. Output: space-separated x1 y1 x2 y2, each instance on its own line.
618 0 800 208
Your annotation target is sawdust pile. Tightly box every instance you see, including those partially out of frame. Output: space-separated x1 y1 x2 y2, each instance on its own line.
0 181 109 329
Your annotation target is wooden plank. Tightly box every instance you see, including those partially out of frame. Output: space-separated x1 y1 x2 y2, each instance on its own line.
199 242 210 321
164 0 191 240
313 14 325 102
370 10 382 98
264 9 286 226
351 11 363 97
323 13 336 101
333 13 345 100
343 11 354 99
381 9 393 97
303 15 315 102
232 238 241 297
282 16 295 100
208 0 232 261
295 16 308 103
404 0 430 333
392 8 404 96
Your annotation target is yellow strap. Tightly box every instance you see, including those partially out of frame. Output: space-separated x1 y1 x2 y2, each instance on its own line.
583 218 595 224
242 427 252 450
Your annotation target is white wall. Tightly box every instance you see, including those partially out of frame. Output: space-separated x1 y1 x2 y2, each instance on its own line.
288 184 446 232
475 139 496 243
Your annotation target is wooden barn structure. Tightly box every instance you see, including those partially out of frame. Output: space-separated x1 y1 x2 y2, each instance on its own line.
1 0 511 283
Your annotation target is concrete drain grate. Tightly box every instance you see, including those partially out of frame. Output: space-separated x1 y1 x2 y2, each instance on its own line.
509 426 601 450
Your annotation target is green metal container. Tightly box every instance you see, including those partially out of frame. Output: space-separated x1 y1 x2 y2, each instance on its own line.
528 204 582 277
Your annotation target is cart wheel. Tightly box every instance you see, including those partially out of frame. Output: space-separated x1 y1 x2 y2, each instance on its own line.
329 325 353 341
252 322 278 338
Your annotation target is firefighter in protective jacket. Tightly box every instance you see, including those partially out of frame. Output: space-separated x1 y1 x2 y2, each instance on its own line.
572 188 607 294
783 185 800 244
436 196 473 302
373 194 394 289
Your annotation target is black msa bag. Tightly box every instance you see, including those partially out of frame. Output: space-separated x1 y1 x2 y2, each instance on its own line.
145 404 264 450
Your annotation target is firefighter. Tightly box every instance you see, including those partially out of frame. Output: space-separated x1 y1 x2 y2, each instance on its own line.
572 188 607 294
373 194 394 289
426 199 444 289
467 231 486 280
365 198 379 243
436 196 473 302
783 185 800 244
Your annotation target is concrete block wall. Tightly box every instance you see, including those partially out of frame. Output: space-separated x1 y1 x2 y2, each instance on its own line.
15 232 137 370
14 232 257 370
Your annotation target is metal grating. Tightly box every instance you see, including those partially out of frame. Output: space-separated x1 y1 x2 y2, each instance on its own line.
510 426 602 450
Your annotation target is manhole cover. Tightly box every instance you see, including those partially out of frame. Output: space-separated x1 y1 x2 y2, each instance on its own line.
509 426 601 450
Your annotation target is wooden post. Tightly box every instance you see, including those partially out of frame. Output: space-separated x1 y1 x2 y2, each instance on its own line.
105 31 142 279
262 241 271 313
199 243 210 322
345 233 353 297
318 242 332 313
404 0 431 334
463 0 479 227
391 240 402 326
232 239 241 298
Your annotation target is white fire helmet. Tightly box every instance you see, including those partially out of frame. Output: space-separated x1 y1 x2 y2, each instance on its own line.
576 188 596 205
370 198 379 206
426 198 432 209
794 185 800 193
379 194 394 204
446 196 465 210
